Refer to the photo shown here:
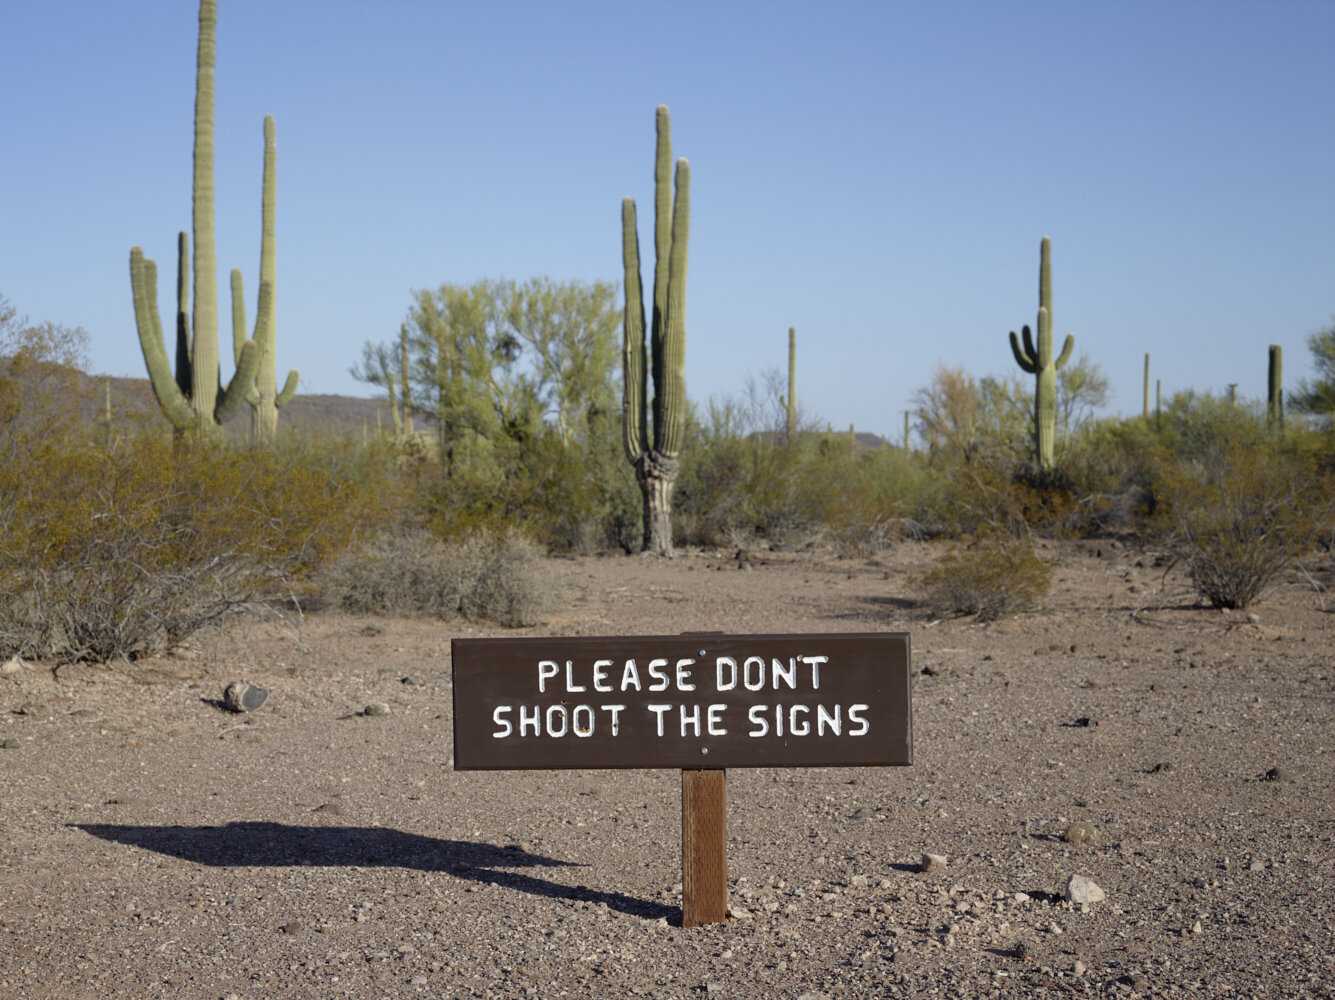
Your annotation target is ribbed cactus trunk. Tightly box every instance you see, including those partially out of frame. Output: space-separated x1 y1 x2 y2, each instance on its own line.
622 106 690 555
1268 344 1283 430
786 327 797 444
190 0 219 422
1143 353 1150 420
1008 237 1074 473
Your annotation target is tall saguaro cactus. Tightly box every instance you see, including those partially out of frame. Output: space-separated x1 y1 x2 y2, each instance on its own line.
777 326 797 444
1268 344 1284 430
230 116 298 443
129 0 290 437
1008 237 1074 472
622 105 691 555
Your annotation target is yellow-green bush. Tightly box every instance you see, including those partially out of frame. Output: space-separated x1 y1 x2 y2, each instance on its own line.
1153 443 1331 609
913 535 1052 620
0 430 392 661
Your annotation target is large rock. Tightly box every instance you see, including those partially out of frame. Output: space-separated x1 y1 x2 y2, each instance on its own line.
1064 874 1105 905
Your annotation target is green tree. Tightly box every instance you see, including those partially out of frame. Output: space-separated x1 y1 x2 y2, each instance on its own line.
353 277 620 470
1055 350 1110 441
1291 318 1335 423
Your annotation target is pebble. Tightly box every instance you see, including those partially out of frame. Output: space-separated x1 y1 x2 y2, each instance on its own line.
364 703 392 717
1064 875 1105 905
410 975 428 985
921 853 948 873
0 656 22 676
280 920 304 934
1064 821 1100 845
1074 960 1086 976
222 682 267 713
1248 859 1266 872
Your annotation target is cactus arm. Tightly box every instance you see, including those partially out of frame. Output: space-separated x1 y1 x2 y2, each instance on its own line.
174 232 192 398
1009 328 1037 373
215 339 261 424
655 158 690 459
190 0 219 420
650 105 672 451
214 277 267 424
230 268 246 364
131 248 195 431
1055 332 1075 369
621 197 647 463
275 368 299 408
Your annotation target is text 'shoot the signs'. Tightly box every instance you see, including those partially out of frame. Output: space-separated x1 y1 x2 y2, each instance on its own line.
452 633 911 770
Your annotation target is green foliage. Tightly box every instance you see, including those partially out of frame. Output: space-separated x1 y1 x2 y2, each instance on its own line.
1153 444 1330 609
325 529 549 627
0 431 389 662
1291 318 1335 422
913 535 1052 620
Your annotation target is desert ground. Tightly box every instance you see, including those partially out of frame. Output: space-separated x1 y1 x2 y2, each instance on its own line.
1 538 1332 999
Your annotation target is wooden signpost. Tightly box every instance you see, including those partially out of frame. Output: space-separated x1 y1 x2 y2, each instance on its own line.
452 632 911 926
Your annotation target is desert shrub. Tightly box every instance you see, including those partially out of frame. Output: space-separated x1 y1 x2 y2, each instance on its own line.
325 528 548 627
913 535 1051 620
0 431 382 662
1154 444 1331 609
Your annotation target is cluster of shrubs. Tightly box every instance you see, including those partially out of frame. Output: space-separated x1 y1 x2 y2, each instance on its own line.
3 362 1331 666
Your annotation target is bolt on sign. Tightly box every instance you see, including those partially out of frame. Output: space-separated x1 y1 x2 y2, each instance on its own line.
452 632 912 925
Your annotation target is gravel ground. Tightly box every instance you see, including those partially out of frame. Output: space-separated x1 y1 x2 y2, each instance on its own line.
1 539 1333 999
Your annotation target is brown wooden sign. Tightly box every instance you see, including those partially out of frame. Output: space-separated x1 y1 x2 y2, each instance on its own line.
452 633 911 771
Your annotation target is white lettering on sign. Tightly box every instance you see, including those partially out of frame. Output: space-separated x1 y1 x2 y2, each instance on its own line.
495 650 869 743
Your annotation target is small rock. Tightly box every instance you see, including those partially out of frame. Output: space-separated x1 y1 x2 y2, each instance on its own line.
1073 960 1086 976
1117 973 1146 989
0 738 20 749
1191 920 1203 934
1064 821 1101 845
364 703 392 717
706 983 724 994
727 905 753 920
222 683 267 713
921 853 948 873
1265 766 1296 783
1248 859 1266 872
410 975 428 985
849 874 868 888
1064 875 1105 905
279 920 304 934
1246 612 1261 623
0 656 23 676
1014 892 1031 904
796 994 832 1000
313 803 343 816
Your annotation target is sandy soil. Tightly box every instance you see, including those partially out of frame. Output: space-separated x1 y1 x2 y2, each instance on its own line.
1 539 1333 999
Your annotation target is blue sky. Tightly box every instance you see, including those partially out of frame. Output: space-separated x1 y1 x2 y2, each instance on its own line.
2 0 1331 438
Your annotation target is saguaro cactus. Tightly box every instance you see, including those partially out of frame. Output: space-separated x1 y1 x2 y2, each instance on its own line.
129 0 289 437
622 105 691 555
1268 344 1284 430
777 327 797 444
229 116 298 443
1008 237 1074 472
1143 353 1150 420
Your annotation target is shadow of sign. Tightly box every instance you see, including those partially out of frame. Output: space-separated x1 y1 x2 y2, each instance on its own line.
72 821 676 922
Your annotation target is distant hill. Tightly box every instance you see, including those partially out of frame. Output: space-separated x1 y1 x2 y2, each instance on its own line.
1 359 425 440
